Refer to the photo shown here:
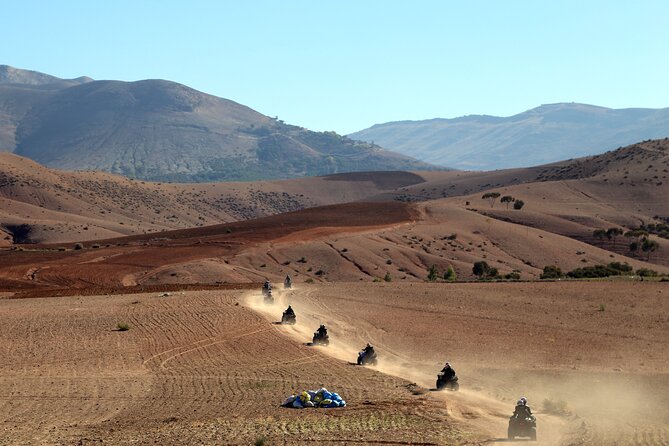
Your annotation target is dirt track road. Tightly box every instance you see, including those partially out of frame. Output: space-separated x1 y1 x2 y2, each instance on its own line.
249 282 669 446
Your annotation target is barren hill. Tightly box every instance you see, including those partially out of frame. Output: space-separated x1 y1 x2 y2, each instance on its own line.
0 65 433 181
349 103 669 170
0 152 427 245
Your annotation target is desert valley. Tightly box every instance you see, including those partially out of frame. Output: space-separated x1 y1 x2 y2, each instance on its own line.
1 51 668 446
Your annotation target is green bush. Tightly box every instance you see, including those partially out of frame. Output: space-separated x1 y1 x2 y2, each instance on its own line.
566 262 632 279
513 200 525 210
540 265 563 279
472 261 498 279
384 272 392 282
427 265 439 281
504 272 521 281
444 266 456 281
116 323 130 331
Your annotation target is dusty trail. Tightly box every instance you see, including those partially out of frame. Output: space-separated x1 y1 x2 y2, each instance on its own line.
246 286 566 445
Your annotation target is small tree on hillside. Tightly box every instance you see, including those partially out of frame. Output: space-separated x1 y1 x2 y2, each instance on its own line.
513 199 525 210
606 227 623 248
427 265 439 282
641 237 659 260
482 192 501 208
593 229 607 245
500 195 515 209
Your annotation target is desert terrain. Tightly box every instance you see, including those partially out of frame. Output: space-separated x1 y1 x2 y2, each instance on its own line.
0 140 668 445
1 282 667 445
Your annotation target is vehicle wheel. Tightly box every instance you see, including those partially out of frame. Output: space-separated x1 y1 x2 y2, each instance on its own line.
357 356 362 365
452 382 460 391
507 428 514 440
530 427 537 441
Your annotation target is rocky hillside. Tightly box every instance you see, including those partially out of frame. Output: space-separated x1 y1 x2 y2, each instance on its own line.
0 65 433 181
349 103 669 170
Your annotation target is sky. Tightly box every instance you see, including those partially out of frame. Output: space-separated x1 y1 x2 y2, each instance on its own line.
2 0 668 134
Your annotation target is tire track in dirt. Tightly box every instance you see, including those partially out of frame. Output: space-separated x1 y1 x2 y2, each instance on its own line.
248 286 568 445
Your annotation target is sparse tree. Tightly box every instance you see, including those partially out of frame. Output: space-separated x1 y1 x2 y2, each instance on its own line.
482 192 501 208
472 261 498 279
629 241 640 255
500 195 515 209
641 237 659 260
427 265 439 282
593 229 607 245
540 265 563 279
444 266 456 282
513 200 525 210
606 227 623 248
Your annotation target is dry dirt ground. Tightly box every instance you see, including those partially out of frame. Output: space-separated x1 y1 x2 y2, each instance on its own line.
1 281 667 445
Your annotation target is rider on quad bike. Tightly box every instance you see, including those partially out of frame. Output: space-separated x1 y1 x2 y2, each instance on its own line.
508 397 536 441
436 362 459 390
262 279 272 295
281 305 296 324
357 343 378 366
284 275 292 289
312 324 329 345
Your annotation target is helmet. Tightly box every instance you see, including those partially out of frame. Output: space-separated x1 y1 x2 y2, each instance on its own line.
444 362 450 367
518 397 527 406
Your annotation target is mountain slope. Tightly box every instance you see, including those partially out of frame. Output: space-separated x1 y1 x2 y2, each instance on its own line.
0 152 427 244
349 103 669 170
0 65 433 181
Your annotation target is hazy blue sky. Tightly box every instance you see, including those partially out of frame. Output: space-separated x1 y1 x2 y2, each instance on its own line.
3 1 668 134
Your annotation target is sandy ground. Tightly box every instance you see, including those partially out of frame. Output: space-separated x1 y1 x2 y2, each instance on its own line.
1 281 667 445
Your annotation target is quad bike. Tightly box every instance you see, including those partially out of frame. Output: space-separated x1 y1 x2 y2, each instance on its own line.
508 414 537 441
281 307 296 325
357 347 378 366
435 372 459 391
284 276 292 289
262 281 272 296
312 327 329 346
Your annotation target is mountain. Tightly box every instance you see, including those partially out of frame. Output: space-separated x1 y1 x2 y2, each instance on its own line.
0 65 433 181
348 103 669 170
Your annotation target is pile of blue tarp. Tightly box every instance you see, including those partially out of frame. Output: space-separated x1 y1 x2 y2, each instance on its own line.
281 388 346 409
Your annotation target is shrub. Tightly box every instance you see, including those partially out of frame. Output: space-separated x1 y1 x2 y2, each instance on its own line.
540 265 563 279
504 272 521 281
57 247 67 251
513 200 525 210
73 243 84 250
116 323 130 331
636 268 658 277
472 261 498 279
384 272 392 282
91 244 101 249
255 436 267 446
444 266 456 281
427 265 439 281
304 278 314 284
566 262 633 279
373 277 382 282
386 259 392 265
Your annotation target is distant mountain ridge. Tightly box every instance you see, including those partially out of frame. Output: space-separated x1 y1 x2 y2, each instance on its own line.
0 65 433 181
349 103 669 170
